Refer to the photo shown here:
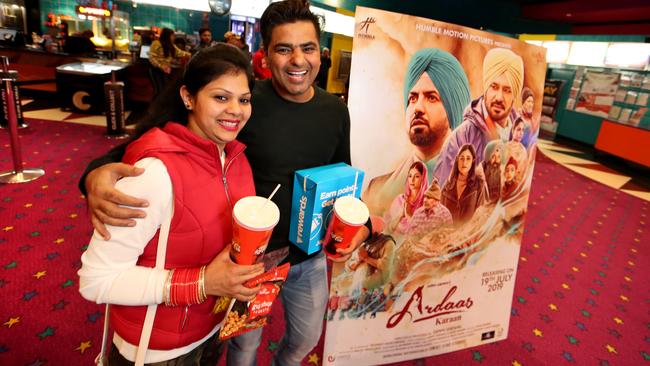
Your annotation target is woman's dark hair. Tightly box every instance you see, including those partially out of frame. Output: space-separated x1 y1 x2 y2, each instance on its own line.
512 118 525 131
409 161 425 175
159 28 175 58
133 44 254 139
446 144 477 188
260 0 320 52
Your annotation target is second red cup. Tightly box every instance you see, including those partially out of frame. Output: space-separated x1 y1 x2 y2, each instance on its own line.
324 196 370 259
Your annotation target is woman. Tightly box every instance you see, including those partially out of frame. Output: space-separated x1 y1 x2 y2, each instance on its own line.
510 118 526 144
383 161 429 235
78 45 263 365
440 144 486 223
149 28 191 98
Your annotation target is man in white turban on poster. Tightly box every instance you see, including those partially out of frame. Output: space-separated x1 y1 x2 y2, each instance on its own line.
434 47 524 187
363 48 471 217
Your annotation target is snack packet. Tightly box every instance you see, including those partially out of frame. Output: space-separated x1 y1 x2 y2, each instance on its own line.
218 262 290 340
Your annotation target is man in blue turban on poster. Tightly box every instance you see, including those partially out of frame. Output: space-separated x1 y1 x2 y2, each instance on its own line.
363 48 471 217
433 47 524 187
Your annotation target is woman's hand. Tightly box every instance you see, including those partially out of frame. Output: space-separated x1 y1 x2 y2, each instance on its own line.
85 163 148 240
163 65 171 74
204 245 265 302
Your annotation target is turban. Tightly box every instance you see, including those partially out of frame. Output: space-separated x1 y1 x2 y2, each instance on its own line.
424 179 442 201
483 140 505 163
403 48 470 130
482 48 524 104
506 156 518 169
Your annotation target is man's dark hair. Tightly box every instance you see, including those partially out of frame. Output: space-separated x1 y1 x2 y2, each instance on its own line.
198 27 211 35
134 44 254 139
260 0 320 51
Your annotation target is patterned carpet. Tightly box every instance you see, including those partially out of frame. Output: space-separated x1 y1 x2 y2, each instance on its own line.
1 119 648 365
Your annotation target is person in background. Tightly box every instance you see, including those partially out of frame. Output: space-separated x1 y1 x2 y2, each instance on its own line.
78 45 263 365
76 1 370 365
440 144 487 223
317 47 331 89
148 28 191 99
252 41 272 80
194 27 217 52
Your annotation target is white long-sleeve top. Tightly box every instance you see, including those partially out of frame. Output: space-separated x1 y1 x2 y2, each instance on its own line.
78 157 218 363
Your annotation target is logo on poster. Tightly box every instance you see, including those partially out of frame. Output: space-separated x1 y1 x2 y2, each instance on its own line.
386 285 473 328
358 17 376 39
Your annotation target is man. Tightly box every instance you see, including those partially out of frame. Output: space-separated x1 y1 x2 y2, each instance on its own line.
78 1 369 365
317 47 331 89
362 48 471 216
193 27 216 52
481 140 505 204
434 47 524 186
406 180 452 240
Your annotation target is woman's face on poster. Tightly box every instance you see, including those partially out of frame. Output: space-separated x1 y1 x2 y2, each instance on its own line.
523 95 534 114
407 167 423 194
504 163 516 182
513 123 525 142
457 149 473 177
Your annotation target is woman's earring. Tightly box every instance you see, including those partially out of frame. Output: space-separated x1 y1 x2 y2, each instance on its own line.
185 102 192 110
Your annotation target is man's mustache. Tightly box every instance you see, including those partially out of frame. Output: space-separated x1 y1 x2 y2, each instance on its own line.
490 101 506 110
410 112 429 128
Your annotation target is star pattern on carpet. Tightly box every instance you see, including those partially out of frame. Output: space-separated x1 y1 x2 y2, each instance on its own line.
33 271 46 279
307 352 320 365
53 238 64 244
53 299 70 311
613 317 624 325
471 350 484 361
37 327 55 340
605 344 617 354
533 328 543 337
561 351 575 362
75 341 92 354
267 340 279 352
4 317 20 328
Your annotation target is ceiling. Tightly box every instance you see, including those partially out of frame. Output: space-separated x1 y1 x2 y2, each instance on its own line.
518 0 650 35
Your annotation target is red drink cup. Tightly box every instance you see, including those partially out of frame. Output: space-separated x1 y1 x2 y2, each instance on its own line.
231 196 280 265
324 196 370 259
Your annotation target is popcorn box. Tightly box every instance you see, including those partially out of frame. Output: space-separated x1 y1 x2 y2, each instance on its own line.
289 163 365 254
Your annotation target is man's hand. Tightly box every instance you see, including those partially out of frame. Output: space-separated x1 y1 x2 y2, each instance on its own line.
330 225 370 263
85 163 148 240
204 245 265 302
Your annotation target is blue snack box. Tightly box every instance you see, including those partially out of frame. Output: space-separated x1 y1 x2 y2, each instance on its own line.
289 163 365 254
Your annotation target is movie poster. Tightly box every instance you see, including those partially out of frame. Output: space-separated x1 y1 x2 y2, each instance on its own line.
323 7 546 366
574 71 620 118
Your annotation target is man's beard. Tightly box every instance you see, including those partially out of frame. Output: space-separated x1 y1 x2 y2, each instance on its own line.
409 127 435 146
488 101 510 122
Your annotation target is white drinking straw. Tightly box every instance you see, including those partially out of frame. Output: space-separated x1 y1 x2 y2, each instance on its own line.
353 171 359 196
261 183 281 211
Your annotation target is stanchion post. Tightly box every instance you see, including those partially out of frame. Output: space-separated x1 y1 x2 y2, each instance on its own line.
0 56 45 184
104 71 129 139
